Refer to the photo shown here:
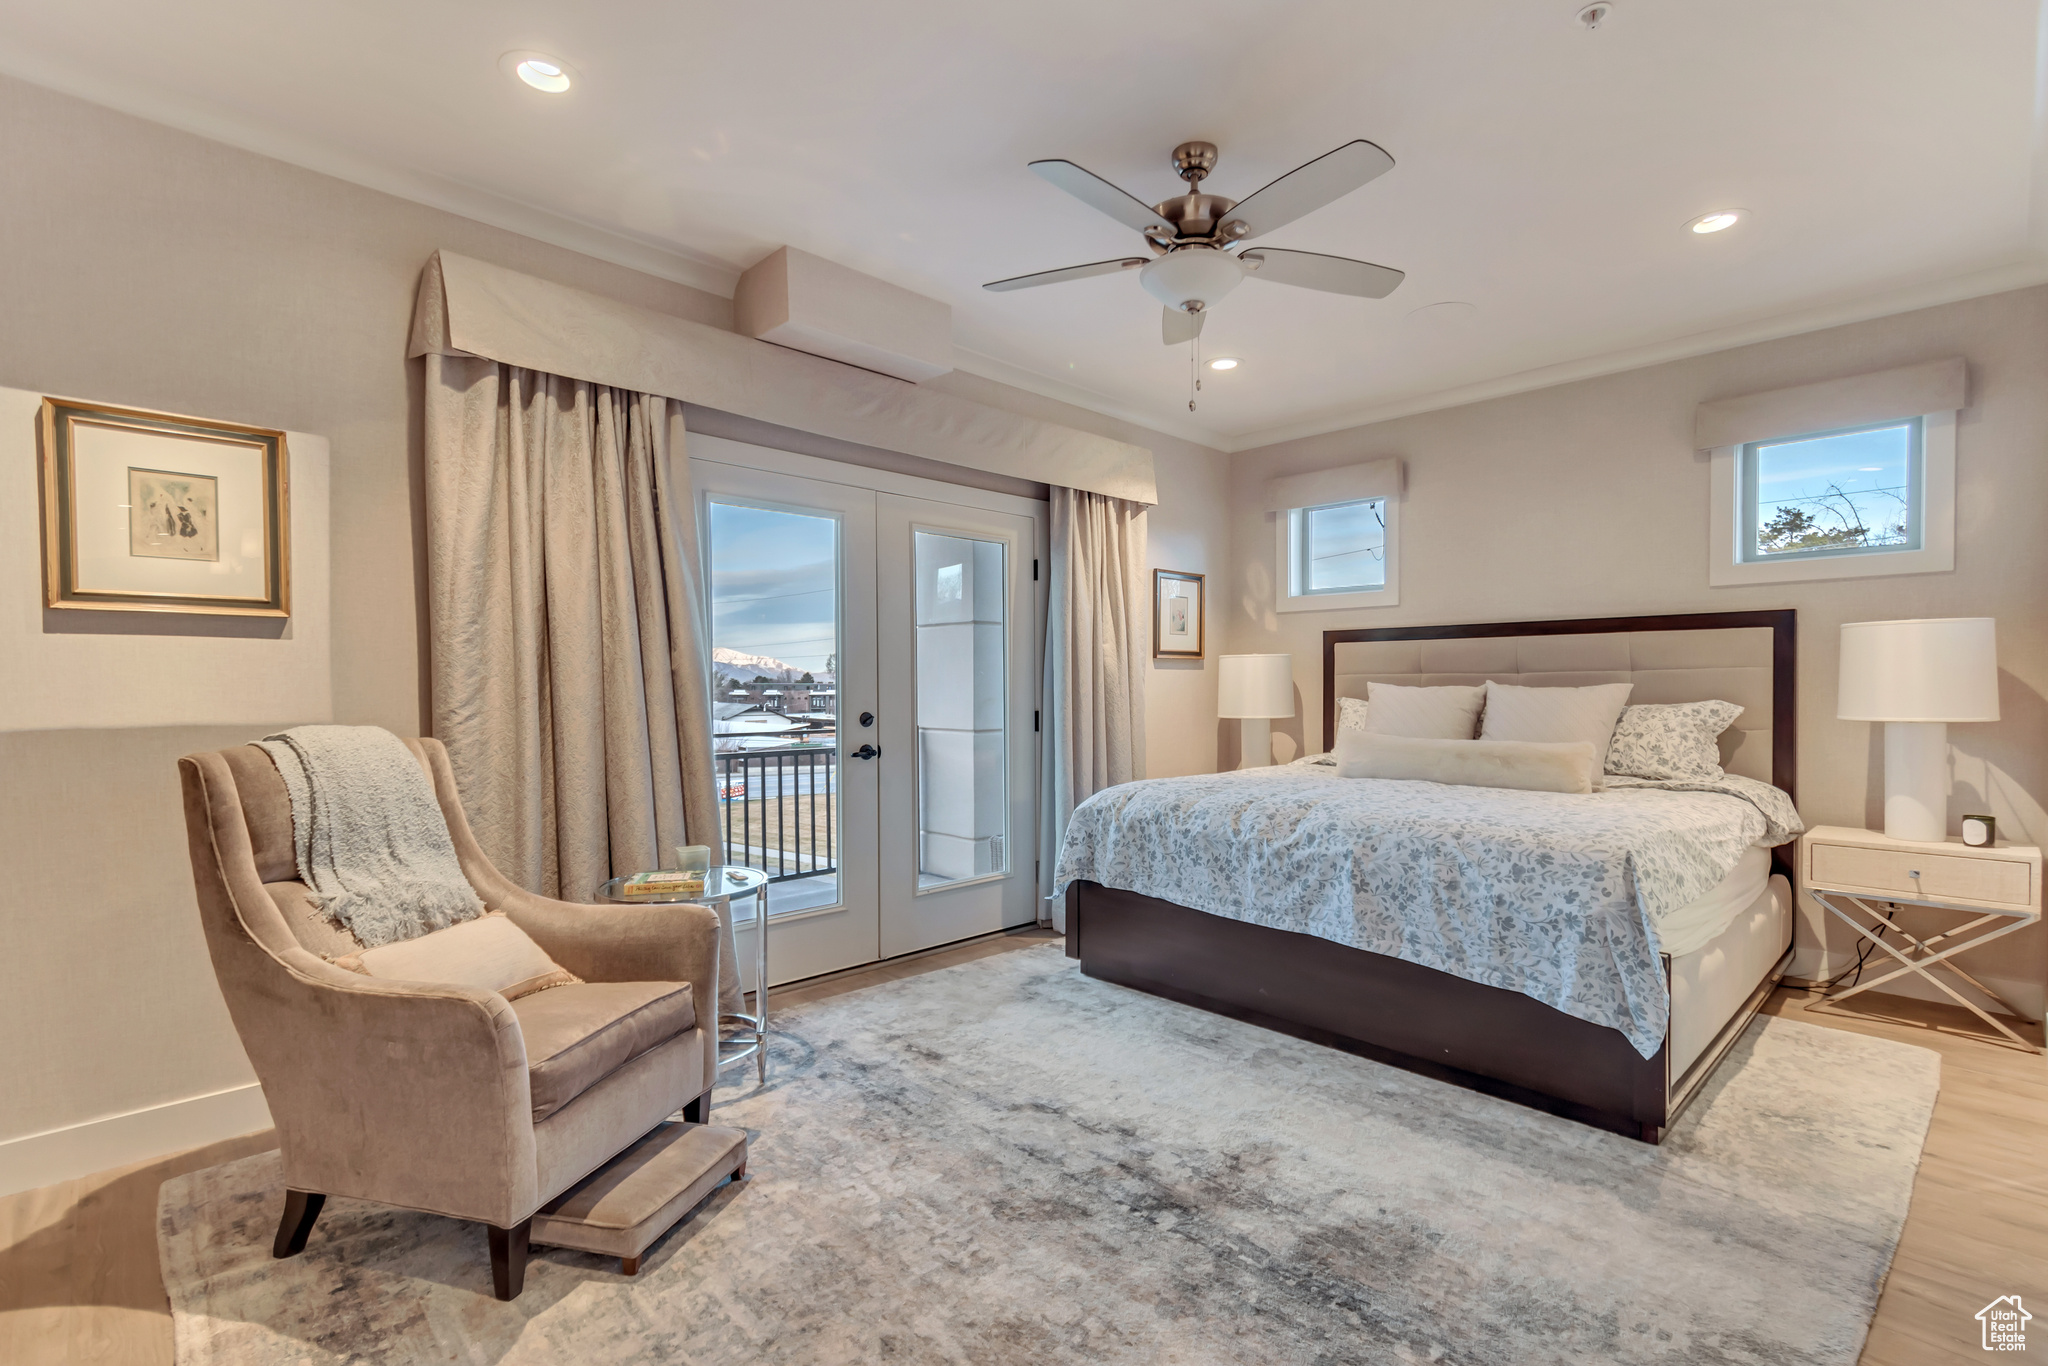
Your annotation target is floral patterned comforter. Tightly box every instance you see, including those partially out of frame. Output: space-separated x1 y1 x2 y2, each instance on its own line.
1054 762 1802 1058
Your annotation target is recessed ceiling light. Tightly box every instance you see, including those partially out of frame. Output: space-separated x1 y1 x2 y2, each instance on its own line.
1687 209 1745 234
1208 357 1240 371
502 51 575 93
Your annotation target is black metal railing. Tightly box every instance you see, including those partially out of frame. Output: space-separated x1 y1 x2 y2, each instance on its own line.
714 741 838 883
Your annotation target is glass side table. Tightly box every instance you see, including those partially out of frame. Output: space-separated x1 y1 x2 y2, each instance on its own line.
596 865 769 1081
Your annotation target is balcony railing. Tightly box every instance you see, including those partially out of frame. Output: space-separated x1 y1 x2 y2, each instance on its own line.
714 741 837 884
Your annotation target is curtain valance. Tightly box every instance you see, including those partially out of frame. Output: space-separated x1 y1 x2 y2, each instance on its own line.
1693 356 1966 450
409 251 1157 505
1262 458 1404 512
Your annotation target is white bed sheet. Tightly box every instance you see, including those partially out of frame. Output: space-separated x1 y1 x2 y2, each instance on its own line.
1655 844 1772 959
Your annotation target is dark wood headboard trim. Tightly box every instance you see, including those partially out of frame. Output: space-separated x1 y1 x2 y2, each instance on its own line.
1321 610 1797 803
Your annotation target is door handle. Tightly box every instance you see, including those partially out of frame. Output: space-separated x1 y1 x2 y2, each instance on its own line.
851 744 880 760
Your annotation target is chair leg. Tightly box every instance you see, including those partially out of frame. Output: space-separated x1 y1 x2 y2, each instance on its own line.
272 1190 326 1259
682 1088 711 1124
621 1256 640 1276
488 1219 531 1301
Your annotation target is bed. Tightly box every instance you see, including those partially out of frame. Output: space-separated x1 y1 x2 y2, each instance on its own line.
1058 610 1800 1144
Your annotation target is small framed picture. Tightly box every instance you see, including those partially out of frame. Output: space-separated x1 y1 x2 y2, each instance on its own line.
1153 568 1204 659
40 397 290 616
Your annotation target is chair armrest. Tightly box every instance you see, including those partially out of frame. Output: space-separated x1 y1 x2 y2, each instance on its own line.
495 888 720 998
253 955 543 1227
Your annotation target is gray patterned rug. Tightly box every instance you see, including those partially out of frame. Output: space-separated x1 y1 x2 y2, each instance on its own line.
159 945 1939 1364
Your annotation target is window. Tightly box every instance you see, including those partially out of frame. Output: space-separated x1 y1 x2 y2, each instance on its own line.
1296 498 1387 594
1741 419 1920 563
1275 494 1400 612
1708 410 1954 587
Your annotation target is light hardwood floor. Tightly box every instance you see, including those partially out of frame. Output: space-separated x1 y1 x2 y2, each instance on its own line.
1 931 2038 1365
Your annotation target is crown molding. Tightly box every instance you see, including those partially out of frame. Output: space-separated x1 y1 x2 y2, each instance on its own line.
946 347 1226 452
1221 256 2048 452
0 49 743 298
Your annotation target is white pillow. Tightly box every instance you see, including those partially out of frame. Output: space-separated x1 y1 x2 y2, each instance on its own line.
1362 682 1485 740
332 912 580 1000
1336 696 1370 735
1335 732 1596 794
1605 700 1745 780
1478 681 1633 775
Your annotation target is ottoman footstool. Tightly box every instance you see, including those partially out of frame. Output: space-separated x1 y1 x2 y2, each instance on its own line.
531 1121 748 1275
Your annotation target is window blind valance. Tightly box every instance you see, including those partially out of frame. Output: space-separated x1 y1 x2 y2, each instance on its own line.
408 250 1158 505
1262 457 1404 512
1693 356 1966 451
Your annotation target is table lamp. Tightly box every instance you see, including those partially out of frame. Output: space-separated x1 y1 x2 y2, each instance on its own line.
1219 653 1294 769
1837 617 1999 843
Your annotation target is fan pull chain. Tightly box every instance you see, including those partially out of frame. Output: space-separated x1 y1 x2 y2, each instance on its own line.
1188 336 1202 412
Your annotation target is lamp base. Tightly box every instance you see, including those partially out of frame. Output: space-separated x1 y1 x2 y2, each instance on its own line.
1883 720 1948 843
1238 716 1272 769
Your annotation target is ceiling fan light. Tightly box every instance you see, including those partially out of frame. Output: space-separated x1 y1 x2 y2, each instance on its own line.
1139 249 1246 311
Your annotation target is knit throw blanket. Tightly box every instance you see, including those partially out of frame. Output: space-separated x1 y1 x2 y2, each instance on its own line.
256 725 483 949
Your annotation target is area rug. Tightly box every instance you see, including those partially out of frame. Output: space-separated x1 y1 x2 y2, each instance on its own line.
160 945 1939 1364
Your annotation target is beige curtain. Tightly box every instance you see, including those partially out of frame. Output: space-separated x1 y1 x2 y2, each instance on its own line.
1039 487 1148 932
422 353 740 1014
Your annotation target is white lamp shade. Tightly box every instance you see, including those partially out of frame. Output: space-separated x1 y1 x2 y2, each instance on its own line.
1838 617 1999 722
1218 654 1294 719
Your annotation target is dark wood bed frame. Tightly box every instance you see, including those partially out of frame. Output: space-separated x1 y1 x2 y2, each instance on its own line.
1066 609 1797 1144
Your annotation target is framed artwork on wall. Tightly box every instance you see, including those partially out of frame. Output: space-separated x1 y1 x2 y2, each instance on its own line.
1152 568 1204 659
39 397 290 616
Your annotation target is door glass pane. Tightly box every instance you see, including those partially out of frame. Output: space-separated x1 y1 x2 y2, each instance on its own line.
708 500 839 914
913 530 1007 889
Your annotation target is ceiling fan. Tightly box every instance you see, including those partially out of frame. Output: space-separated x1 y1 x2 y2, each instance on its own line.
984 139 1405 345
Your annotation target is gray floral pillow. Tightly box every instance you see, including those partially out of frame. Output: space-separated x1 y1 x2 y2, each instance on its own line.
1604 700 1744 780
1337 696 1370 734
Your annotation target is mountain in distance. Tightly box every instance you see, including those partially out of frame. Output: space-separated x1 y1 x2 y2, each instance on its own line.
712 646 797 677
710 647 832 687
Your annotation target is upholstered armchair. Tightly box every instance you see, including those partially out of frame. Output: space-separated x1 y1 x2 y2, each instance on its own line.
177 737 720 1300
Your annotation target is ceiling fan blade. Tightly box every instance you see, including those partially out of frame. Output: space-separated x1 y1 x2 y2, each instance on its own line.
1224 140 1395 240
1030 159 1176 237
1240 247 1405 299
1162 306 1206 346
982 257 1149 292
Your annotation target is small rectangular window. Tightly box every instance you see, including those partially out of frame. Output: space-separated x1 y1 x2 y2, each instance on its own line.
1294 497 1387 595
1740 419 1921 564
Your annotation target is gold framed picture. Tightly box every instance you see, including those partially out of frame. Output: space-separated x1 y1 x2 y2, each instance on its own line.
1152 568 1204 659
40 398 289 616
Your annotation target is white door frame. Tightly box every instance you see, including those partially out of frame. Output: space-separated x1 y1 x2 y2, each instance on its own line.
687 434 1048 983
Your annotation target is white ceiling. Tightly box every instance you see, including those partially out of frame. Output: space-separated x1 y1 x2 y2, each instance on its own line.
1 0 2042 449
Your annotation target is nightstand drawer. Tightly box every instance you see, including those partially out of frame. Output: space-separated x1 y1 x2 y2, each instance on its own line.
1808 842 2034 907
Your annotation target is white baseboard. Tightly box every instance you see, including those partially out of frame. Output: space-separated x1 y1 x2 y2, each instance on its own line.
0 1083 273 1198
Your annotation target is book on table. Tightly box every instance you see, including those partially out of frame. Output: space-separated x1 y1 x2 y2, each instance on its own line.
620 870 707 897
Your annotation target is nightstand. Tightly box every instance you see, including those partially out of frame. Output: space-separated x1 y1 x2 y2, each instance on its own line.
1800 825 2043 1050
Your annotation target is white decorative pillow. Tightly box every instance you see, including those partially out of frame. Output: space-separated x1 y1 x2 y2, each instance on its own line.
1362 682 1485 740
1478 681 1634 776
1335 732 1595 794
1336 696 1371 735
1605 700 1745 780
332 911 581 1000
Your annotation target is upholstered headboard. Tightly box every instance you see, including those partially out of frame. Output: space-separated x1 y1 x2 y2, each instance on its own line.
1323 611 1796 798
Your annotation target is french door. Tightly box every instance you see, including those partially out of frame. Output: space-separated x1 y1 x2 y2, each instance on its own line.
692 437 1046 988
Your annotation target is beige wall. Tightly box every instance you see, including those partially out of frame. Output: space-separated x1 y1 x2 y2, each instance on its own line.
0 73 1229 1187
1224 284 2048 1006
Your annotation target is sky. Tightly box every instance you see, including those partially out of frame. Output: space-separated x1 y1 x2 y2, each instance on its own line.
1752 421 1913 550
708 501 837 675
1307 498 1386 592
